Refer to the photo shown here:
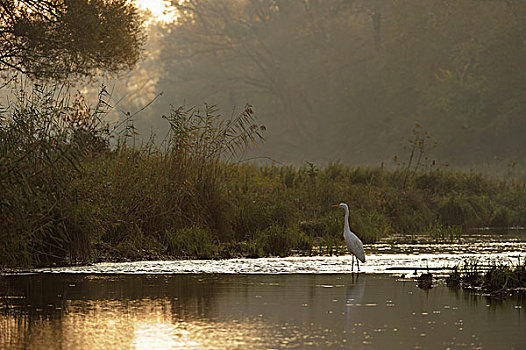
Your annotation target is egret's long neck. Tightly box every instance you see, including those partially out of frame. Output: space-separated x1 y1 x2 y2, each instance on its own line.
344 206 351 232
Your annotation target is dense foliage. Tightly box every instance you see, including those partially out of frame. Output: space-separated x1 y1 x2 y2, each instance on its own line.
0 0 144 80
1 86 526 267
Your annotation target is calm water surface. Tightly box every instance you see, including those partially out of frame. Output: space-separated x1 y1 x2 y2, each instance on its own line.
1 233 525 349
1 273 525 349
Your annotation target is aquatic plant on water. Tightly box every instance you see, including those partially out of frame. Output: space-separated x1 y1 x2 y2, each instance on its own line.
446 258 526 295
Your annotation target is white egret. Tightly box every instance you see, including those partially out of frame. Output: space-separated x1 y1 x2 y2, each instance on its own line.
331 203 365 272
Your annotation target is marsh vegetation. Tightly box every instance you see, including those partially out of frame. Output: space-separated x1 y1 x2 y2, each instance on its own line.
446 258 526 294
2 86 526 267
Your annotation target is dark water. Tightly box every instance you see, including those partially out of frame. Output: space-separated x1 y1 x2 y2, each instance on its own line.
1 273 525 349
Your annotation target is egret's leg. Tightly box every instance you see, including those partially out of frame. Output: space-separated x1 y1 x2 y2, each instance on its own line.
357 259 360 272
351 256 354 272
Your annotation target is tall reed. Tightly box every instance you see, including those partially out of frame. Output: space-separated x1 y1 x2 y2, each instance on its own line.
1 85 526 267
0 84 111 265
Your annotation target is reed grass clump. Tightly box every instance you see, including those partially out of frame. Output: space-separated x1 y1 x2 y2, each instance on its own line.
253 224 294 257
427 223 462 243
0 85 110 266
164 227 215 258
490 207 513 228
446 258 526 294
438 195 481 229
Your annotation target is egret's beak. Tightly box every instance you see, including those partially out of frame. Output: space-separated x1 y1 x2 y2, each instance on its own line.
331 204 340 208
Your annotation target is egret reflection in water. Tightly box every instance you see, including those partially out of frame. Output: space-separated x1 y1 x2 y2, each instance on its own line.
344 273 366 347
345 274 366 311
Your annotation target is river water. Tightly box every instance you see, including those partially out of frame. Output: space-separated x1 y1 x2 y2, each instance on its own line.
1 233 525 349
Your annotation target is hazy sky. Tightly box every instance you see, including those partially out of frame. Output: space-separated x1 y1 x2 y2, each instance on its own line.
135 0 176 24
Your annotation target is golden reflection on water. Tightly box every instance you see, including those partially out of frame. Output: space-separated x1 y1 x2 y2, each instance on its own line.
1 298 269 350
1 274 525 349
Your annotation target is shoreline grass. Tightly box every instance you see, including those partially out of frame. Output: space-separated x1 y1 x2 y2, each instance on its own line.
2 86 526 268
446 258 526 295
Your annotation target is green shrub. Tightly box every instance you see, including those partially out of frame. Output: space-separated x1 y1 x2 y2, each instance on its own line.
490 207 513 228
388 189 434 233
164 227 215 258
300 215 340 238
253 224 296 257
351 210 389 243
438 195 480 228
233 200 274 240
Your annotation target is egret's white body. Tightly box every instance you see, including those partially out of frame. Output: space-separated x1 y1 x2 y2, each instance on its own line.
332 203 365 271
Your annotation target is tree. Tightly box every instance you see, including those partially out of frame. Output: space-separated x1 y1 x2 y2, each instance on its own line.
158 0 383 163
153 0 526 166
385 0 526 163
0 0 145 81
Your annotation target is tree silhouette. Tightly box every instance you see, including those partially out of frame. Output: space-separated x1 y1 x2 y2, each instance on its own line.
0 0 145 81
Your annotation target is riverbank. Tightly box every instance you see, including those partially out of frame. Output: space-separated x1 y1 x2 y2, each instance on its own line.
3 154 525 268
3 232 526 296
2 89 526 267
2 232 525 274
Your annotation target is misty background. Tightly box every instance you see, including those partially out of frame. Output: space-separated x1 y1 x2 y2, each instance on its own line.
85 0 526 170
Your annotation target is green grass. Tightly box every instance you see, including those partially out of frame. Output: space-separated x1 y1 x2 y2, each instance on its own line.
446 258 526 294
2 86 526 267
